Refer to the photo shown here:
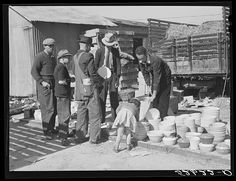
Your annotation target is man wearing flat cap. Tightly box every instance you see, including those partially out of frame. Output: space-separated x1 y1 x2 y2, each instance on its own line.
54 49 72 146
71 35 103 144
31 38 58 140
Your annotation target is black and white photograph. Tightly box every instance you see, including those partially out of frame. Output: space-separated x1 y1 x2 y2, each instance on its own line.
5 3 232 176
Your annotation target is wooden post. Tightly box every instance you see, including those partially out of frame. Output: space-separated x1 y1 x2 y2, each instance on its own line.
172 39 177 74
187 36 192 72
147 19 152 51
217 32 223 73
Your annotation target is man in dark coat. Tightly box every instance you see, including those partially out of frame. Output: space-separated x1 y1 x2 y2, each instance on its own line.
94 32 122 123
31 38 57 140
72 36 103 144
135 46 172 120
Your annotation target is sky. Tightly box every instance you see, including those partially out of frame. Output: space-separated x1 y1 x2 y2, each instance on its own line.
78 6 223 25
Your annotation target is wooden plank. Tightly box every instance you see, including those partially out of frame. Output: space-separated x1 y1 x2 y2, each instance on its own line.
149 31 167 37
176 57 189 61
192 49 218 55
172 39 177 73
149 28 167 34
176 45 188 49
161 53 172 57
175 37 188 41
116 30 135 35
177 53 188 57
149 34 166 39
191 33 218 39
117 37 133 42
117 34 134 40
192 46 218 52
149 24 169 30
160 43 173 48
149 27 167 33
192 54 218 60
192 43 218 49
148 18 197 26
160 39 173 44
188 36 192 72
217 32 223 73
192 37 218 43
192 41 218 47
119 43 133 48
149 22 169 28
176 42 188 46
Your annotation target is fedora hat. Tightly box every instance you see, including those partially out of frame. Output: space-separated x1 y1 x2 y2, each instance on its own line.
79 36 93 47
57 49 72 59
101 32 117 47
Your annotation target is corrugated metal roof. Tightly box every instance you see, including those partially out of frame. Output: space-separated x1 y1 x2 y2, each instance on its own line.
106 17 148 27
10 6 117 26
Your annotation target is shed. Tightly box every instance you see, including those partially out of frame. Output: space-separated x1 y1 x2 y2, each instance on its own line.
106 17 149 55
9 6 117 97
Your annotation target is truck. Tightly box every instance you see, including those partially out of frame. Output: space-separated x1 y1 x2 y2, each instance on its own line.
147 6 231 98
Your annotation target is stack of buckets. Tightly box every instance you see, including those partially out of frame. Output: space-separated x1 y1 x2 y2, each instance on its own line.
145 108 161 130
201 106 220 128
208 122 226 143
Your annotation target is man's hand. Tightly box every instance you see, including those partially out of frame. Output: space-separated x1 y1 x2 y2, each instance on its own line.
147 86 152 95
41 81 50 88
149 95 156 103
149 90 157 103
58 80 67 85
69 74 75 82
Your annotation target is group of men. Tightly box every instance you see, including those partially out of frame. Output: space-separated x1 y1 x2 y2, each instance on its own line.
31 32 172 146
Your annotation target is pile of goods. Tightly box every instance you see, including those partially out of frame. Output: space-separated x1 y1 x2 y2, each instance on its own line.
165 20 223 40
9 96 39 116
120 61 139 90
141 103 230 155
179 96 214 109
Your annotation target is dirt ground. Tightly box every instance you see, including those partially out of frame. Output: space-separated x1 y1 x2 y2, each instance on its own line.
15 138 230 171
12 97 231 172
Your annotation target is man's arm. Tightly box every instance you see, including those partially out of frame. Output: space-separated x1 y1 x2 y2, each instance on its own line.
149 59 162 102
87 53 103 85
152 59 162 93
31 54 43 84
58 66 68 85
94 48 101 69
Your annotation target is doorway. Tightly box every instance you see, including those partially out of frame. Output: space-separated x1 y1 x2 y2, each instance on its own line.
133 38 143 64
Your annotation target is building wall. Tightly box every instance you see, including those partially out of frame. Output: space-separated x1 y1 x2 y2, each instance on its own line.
32 22 105 70
9 8 35 96
9 16 106 96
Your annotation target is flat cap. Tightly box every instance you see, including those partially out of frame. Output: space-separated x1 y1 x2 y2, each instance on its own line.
57 49 72 59
43 38 55 45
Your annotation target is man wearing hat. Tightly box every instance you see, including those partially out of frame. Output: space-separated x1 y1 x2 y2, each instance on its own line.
31 38 57 140
54 49 72 146
94 32 134 124
72 35 103 144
